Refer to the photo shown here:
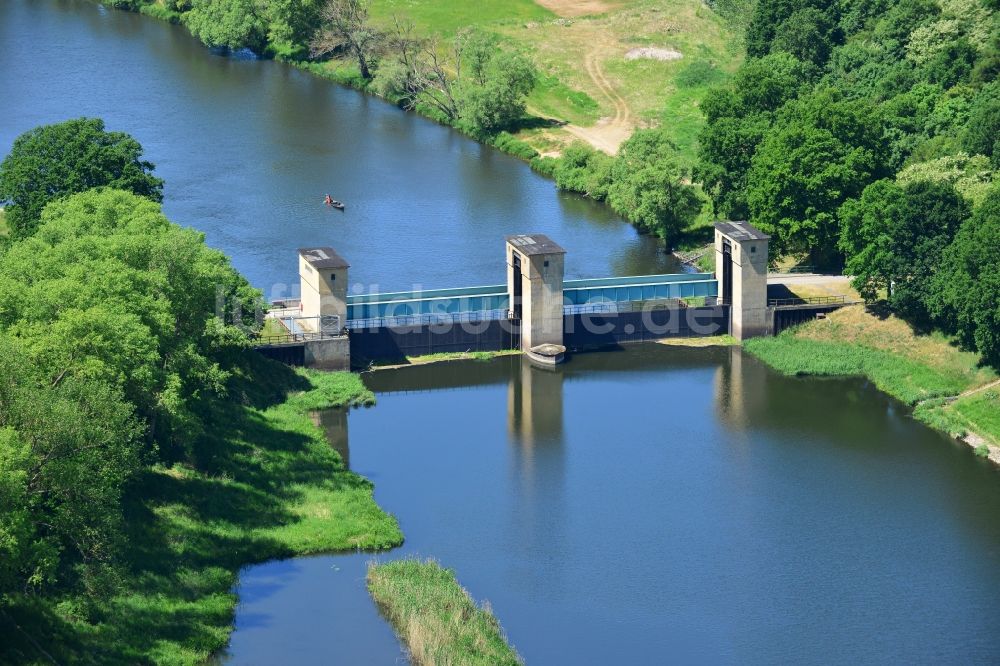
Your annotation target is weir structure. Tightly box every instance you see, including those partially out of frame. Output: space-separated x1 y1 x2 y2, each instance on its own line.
257 222 783 369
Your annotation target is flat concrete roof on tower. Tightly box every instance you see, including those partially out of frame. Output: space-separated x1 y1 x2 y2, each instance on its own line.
506 234 566 256
298 246 350 269
714 221 770 241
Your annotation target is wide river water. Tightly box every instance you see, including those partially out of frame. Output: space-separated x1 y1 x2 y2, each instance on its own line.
2 0 682 295
4 2 1000 664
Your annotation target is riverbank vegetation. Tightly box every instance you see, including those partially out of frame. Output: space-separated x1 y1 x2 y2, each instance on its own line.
367 558 522 666
0 120 401 663
745 306 1000 449
107 0 745 246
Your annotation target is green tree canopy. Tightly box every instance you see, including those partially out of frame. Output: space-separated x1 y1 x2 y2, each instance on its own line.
0 189 262 460
963 81 1000 166
455 35 537 134
929 185 1000 367
771 7 839 67
744 90 890 267
0 118 163 240
184 0 269 52
840 179 968 324
606 130 701 242
695 52 816 219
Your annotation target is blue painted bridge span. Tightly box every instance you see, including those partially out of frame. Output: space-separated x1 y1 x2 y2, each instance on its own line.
346 273 718 328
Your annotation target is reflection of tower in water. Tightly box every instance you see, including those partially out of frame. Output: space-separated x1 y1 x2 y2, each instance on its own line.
314 408 350 469
507 357 565 451
505 357 569 595
713 346 770 429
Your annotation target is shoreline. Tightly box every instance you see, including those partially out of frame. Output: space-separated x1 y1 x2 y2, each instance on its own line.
743 307 1000 469
115 0 716 253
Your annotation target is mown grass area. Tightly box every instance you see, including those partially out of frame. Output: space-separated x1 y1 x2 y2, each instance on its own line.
368 559 522 666
745 306 995 406
5 357 402 664
367 0 553 34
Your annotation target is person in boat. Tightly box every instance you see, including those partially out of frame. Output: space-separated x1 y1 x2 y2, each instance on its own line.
324 194 333 206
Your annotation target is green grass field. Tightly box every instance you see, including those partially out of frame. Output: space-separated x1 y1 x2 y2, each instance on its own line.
368 559 522 665
6 359 402 664
368 0 553 34
0 208 8 237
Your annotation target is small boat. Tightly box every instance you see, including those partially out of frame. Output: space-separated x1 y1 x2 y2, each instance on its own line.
330 199 345 210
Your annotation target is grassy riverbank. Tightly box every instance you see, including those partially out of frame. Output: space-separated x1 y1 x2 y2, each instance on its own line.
2 358 402 664
744 306 1000 456
357 0 743 160
368 559 522 666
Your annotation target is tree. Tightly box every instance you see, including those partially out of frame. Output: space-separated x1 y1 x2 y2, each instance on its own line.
0 334 141 598
454 33 537 133
0 119 163 240
839 179 968 324
963 81 1000 166
553 143 615 200
184 0 269 53
374 28 536 133
745 0 839 58
744 90 890 267
771 7 840 68
606 130 701 242
695 52 816 219
0 189 262 460
928 185 1000 367
310 0 381 80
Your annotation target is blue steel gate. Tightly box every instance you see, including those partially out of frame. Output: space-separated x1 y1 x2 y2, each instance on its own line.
344 272 723 362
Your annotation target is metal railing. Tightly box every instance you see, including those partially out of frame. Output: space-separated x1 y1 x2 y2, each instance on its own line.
768 295 848 307
565 296 719 315
345 309 514 330
254 330 343 346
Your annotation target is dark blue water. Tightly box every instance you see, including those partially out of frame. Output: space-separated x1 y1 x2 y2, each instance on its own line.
228 348 1000 664
1 0 680 297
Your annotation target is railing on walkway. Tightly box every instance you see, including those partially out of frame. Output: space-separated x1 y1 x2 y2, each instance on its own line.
772 265 817 274
345 309 514 330
254 330 342 346
565 296 719 315
563 273 717 306
768 295 848 307
347 285 509 321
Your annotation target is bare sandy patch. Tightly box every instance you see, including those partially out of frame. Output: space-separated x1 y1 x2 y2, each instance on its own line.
535 0 616 18
625 46 683 61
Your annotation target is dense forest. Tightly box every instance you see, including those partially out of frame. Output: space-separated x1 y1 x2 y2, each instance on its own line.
694 0 999 365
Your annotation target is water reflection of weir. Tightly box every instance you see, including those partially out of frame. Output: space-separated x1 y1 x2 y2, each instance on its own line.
505 357 569 596
314 409 351 469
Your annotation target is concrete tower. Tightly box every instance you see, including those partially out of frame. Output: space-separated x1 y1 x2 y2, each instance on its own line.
298 246 349 334
506 234 566 351
714 222 769 340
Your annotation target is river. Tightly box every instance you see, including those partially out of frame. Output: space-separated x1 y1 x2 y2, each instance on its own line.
1 0 682 296
227 348 1000 664
5 2 1000 665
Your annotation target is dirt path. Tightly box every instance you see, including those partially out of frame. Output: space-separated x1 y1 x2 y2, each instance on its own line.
560 49 634 154
957 378 1000 399
534 0 615 18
